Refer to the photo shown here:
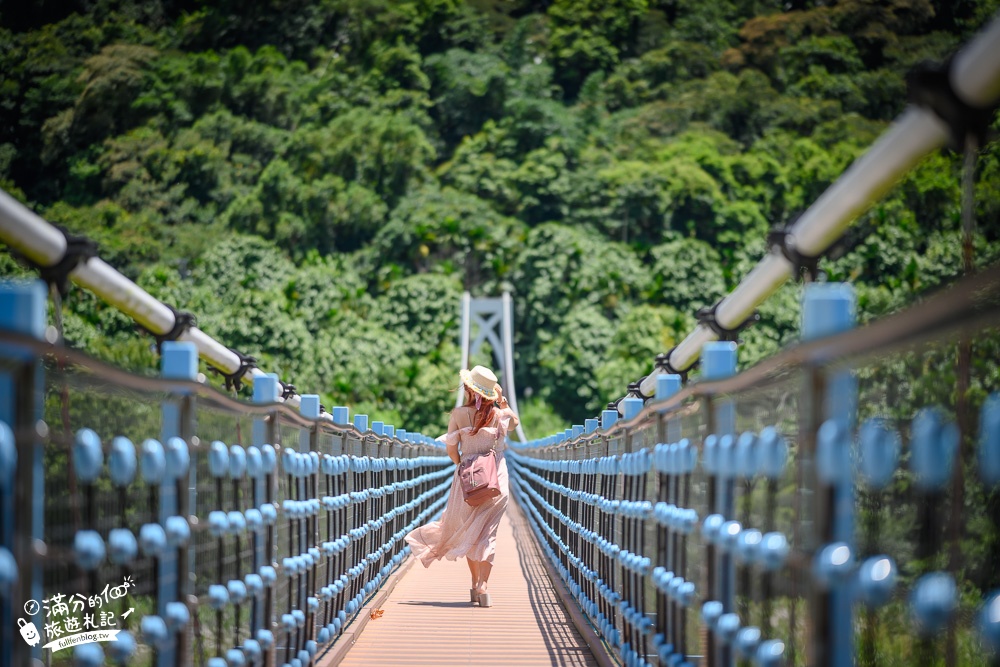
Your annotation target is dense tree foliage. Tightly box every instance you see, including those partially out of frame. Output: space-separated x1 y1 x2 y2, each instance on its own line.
1 0 999 435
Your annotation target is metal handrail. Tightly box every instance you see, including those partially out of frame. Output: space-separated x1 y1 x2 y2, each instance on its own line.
522 259 1000 447
0 190 293 416
0 328 440 448
615 13 1000 410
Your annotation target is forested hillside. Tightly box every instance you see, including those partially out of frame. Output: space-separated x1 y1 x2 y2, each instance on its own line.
1 0 998 436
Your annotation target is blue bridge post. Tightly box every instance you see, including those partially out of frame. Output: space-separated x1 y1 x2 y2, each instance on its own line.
160 341 198 666
702 341 738 667
601 410 618 459
653 372 682 662
299 394 320 660
802 283 857 667
251 374 280 645
656 374 683 444
0 280 46 667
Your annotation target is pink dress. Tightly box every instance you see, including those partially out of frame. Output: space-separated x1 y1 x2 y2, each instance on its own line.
405 413 511 565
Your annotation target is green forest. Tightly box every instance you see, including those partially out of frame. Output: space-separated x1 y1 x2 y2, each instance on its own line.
1 0 999 437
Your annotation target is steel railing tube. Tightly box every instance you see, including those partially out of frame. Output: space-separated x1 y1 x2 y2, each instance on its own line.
0 189 66 265
73 258 178 332
788 108 950 257
627 13 1000 411
951 14 1000 106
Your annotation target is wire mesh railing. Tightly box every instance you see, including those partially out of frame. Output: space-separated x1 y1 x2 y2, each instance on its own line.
509 267 1000 667
0 297 453 667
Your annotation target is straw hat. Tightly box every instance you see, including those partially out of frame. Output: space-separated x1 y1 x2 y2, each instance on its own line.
460 365 499 401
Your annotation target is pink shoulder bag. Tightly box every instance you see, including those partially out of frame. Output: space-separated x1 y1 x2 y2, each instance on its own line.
457 433 501 506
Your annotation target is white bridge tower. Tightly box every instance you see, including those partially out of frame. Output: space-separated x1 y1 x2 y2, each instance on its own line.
456 292 527 442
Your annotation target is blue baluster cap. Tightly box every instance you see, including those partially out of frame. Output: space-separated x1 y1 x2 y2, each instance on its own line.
910 408 959 492
107 630 136 663
911 572 957 636
108 528 137 566
226 648 247 666
165 601 190 632
208 584 230 610
229 445 247 479
736 529 763 565
141 615 169 649
243 639 262 662
813 542 854 588
108 436 137 487
0 421 13 492
817 419 851 485
756 639 785 667
139 523 167 558
141 438 166 484
165 515 190 548
735 626 761 659
735 431 757 478
701 601 724 629
245 573 264 598
717 613 741 643
228 511 247 534
719 521 742 552
73 642 104 666
979 590 1000 654
718 434 736 478
228 579 248 604
703 434 719 474
857 556 897 608
165 436 189 481
261 444 277 474
247 446 263 479
979 393 1000 485
73 428 103 484
208 440 229 478
858 419 900 489
74 530 105 571
701 514 725 544
760 532 790 571
757 427 787 479
208 511 229 538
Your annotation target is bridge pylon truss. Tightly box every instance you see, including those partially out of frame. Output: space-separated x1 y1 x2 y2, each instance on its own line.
455 292 527 442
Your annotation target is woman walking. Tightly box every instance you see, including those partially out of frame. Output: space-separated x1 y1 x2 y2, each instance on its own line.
405 365 519 607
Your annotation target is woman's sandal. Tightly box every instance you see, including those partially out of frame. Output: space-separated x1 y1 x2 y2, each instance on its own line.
477 592 492 607
470 588 477 603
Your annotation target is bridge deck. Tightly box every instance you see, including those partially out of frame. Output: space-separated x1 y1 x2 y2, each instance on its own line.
330 500 602 667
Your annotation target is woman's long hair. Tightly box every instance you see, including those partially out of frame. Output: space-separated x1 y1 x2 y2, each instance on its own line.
463 387 496 435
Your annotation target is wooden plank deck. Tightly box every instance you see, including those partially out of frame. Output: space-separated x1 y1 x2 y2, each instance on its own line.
328 500 604 667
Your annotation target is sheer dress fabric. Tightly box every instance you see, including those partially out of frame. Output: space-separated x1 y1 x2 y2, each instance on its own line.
405 413 511 565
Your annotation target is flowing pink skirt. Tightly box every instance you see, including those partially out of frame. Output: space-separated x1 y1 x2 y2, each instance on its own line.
405 454 509 565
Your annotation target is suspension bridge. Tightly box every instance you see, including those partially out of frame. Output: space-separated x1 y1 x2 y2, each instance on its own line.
2 12 1000 667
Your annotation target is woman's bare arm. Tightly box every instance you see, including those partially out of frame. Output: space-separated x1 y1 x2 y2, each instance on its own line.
495 387 519 429
502 407 519 429
446 409 470 465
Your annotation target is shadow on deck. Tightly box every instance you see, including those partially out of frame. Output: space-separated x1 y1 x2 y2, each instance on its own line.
326 499 604 666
